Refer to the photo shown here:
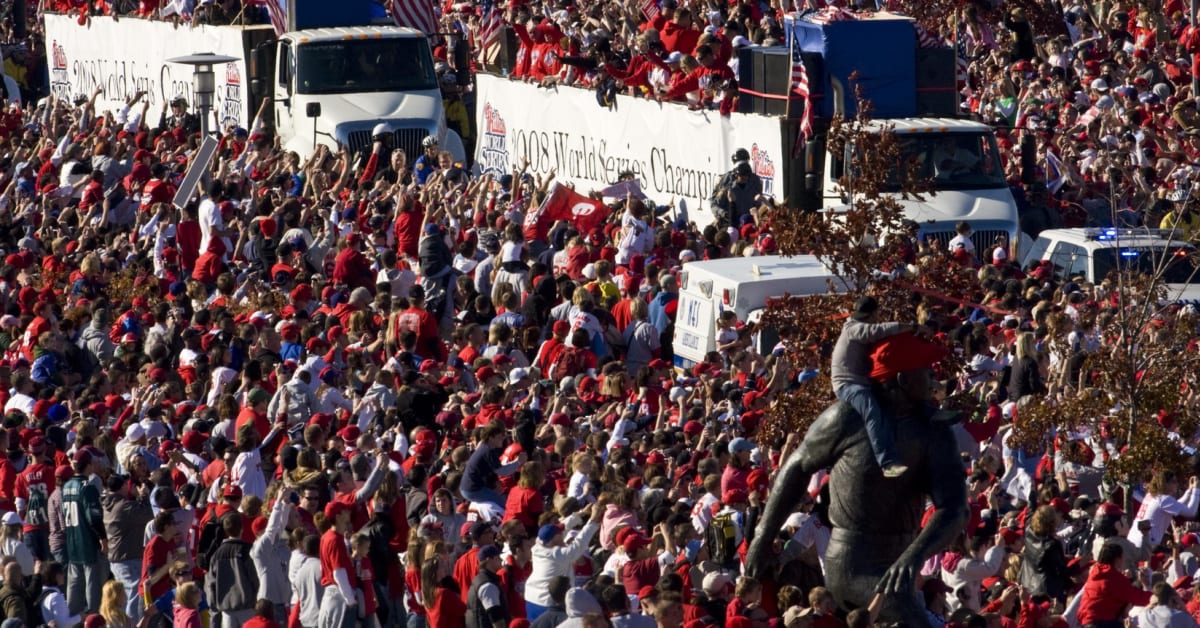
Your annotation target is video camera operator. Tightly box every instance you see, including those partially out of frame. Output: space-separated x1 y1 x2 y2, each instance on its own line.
710 148 761 228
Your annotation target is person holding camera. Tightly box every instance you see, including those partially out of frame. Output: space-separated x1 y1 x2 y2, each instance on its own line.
709 148 761 229
102 472 154 623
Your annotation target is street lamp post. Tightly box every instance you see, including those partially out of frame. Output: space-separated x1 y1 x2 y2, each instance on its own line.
166 53 239 137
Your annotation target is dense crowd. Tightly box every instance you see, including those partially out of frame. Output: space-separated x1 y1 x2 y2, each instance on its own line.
0 0 1195 628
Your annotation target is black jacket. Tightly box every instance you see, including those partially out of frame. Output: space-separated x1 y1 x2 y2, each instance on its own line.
1019 531 1069 601
465 568 508 628
204 538 259 612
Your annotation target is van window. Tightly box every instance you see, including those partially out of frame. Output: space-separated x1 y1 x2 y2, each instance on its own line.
1048 242 1085 278
1024 237 1051 267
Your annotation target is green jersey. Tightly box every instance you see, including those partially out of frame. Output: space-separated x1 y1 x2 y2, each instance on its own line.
61 476 105 564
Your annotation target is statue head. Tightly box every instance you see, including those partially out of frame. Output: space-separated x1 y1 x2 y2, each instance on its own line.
867 332 947 412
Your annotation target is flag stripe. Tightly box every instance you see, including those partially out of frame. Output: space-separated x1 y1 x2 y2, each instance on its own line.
391 0 437 34
789 33 813 157
265 0 286 37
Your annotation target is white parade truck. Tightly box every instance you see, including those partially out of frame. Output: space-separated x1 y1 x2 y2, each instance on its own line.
43 0 466 161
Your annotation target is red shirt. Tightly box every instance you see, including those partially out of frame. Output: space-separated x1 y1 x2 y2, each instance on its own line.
452 546 480 603
176 220 202 270
502 485 544 530
235 407 270 442
621 557 662 596
428 587 466 627
319 528 355 588
353 557 377 615
242 618 281 628
498 561 531 620
393 209 424 260
1077 563 1153 625
141 534 176 600
394 306 445 362
14 462 53 532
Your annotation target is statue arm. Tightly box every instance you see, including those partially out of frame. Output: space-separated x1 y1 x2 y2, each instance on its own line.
745 407 845 577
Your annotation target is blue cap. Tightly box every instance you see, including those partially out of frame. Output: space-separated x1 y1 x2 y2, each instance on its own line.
478 544 501 561
47 404 68 423
797 369 819 384
728 437 754 454
537 523 563 544
425 223 441 235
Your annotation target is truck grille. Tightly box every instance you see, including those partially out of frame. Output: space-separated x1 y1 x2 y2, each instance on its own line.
346 128 429 160
923 229 1010 260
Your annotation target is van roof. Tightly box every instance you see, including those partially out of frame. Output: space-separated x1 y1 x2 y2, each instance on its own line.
291 25 425 42
867 118 993 134
1034 228 1193 250
680 255 837 281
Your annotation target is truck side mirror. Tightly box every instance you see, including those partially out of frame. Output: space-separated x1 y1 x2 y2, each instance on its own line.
250 78 266 98
306 103 321 118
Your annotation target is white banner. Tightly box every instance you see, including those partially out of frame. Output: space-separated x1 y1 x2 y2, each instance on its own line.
475 75 785 228
44 15 252 130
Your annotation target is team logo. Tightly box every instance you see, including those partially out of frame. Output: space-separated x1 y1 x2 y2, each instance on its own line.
220 63 243 129
571 201 596 217
50 41 70 100
751 143 775 196
479 103 509 176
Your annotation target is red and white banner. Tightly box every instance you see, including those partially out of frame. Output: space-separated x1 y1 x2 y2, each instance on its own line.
538 184 611 233
639 0 659 21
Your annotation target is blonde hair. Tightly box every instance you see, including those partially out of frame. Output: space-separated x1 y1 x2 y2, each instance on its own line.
1015 332 1037 361
177 582 202 610
100 580 130 626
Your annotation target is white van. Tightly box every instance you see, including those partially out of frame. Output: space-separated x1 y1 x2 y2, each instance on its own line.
672 255 851 370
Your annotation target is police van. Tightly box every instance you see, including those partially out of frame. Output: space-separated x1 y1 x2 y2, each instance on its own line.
672 255 851 370
1020 228 1200 302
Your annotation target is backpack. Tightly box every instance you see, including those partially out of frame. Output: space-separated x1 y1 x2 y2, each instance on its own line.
196 507 229 570
549 346 588 380
705 511 739 568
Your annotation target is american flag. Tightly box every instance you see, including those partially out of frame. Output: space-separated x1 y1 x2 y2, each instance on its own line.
391 0 437 35
477 6 503 63
789 35 813 157
257 0 287 37
639 0 659 21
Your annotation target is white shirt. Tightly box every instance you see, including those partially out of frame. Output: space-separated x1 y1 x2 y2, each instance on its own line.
691 493 719 534
947 233 975 255
231 447 268 501
4 393 34 416
198 197 221 254
1129 489 1200 548
40 586 78 628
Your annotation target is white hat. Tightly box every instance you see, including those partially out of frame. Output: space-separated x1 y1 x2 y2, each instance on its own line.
508 367 530 385
731 35 752 48
993 247 1008 261
581 263 596 280
2 512 22 526
1090 77 1109 92
702 572 733 596
126 423 146 441
666 51 683 64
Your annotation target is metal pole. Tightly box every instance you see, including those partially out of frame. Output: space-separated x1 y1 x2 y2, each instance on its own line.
200 105 210 138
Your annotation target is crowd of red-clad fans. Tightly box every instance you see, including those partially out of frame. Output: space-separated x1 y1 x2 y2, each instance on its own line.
0 0 1197 627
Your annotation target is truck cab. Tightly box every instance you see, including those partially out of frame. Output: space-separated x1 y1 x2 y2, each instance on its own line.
262 26 465 161
822 117 1024 259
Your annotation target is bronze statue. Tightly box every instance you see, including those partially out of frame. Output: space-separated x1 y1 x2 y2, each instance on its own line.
746 364 968 627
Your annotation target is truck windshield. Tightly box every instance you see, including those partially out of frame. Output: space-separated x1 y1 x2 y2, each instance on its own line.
296 39 437 94
884 132 1007 192
1093 247 1199 284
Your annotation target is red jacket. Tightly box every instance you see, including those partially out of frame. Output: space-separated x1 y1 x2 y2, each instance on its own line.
1077 563 1152 626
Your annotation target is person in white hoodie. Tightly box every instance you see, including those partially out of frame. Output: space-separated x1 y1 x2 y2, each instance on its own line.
524 502 603 622
940 532 1005 613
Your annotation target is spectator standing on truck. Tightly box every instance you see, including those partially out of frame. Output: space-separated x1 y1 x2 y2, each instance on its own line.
710 162 761 229
159 97 200 137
